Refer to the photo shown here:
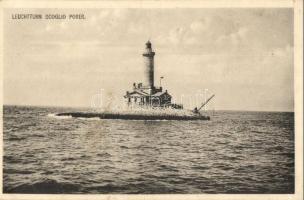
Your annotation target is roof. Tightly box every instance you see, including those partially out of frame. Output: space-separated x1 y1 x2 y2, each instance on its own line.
124 90 172 98
124 90 149 97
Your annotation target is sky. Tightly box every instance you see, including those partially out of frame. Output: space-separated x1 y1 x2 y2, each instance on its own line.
4 8 294 111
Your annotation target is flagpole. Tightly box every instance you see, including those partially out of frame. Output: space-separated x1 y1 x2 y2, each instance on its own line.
160 76 164 87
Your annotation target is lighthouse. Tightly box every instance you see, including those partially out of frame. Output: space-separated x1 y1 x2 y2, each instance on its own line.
142 40 155 92
124 41 175 108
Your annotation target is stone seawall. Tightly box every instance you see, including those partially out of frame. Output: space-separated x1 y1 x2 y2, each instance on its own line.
56 112 210 120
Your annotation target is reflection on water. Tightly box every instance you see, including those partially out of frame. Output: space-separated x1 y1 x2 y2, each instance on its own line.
3 105 294 193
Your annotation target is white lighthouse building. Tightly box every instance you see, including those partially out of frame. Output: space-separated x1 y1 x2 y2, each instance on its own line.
124 41 177 108
142 41 155 94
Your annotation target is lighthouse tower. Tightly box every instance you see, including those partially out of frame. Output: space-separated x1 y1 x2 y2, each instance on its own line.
142 41 155 93
124 41 174 108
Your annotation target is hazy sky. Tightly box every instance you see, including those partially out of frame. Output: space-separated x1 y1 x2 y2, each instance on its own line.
4 8 293 111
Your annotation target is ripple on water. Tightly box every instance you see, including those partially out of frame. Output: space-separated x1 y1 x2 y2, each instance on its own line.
3 106 295 194
4 179 81 194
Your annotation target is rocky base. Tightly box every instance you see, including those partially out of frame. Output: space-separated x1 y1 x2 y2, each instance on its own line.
56 112 210 120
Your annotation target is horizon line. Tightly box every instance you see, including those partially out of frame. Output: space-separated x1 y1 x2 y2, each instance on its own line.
2 103 294 113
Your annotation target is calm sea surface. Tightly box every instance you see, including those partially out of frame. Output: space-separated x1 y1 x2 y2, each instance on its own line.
3 105 294 194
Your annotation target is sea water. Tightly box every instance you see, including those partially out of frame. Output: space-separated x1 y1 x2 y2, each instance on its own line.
3 105 294 193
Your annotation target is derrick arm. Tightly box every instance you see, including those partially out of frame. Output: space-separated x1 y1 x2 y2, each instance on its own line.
196 94 215 112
